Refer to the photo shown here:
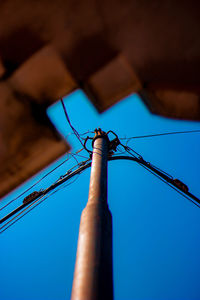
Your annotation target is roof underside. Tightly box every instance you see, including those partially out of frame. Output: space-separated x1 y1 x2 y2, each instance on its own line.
0 0 200 197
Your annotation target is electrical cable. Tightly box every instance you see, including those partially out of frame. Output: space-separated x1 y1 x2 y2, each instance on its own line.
119 144 200 208
2 127 198 212
0 148 86 212
122 144 143 159
136 160 200 208
122 144 173 180
149 163 173 180
0 171 83 234
74 153 90 159
0 194 47 233
66 130 94 139
70 152 79 165
0 158 92 226
1 156 92 233
1 130 200 233
79 130 95 139
59 158 91 180
0 155 72 211
120 129 200 141
61 98 86 148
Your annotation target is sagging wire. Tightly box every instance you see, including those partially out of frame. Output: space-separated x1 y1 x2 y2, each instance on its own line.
121 142 171 178
58 158 91 181
61 98 93 150
122 144 173 180
136 160 200 209
119 129 200 141
0 96 94 221
0 158 92 232
120 144 143 160
0 155 72 211
0 148 87 212
2 128 200 233
70 152 79 165
79 130 95 139
0 168 85 234
1 191 60 234
120 142 200 208
148 162 173 180
65 130 95 140
0 194 47 233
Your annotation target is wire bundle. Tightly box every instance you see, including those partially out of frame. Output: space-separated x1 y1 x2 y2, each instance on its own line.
1 99 200 233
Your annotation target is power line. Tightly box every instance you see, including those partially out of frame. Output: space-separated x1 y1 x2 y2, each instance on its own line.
0 194 47 233
119 144 200 208
120 129 200 141
0 159 92 226
61 98 86 148
0 193 56 234
0 171 84 234
121 144 173 180
1 151 200 233
0 149 86 212
0 156 71 211
1 129 200 233
136 159 200 208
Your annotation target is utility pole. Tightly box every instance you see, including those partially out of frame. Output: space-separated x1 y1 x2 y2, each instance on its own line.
2 126 199 298
71 129 113 300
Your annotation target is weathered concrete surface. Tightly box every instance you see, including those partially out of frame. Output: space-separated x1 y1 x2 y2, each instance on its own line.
0 0 200 196
0 82 69 198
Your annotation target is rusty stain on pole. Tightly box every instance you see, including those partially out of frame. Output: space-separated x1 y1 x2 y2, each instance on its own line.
71 129 113 300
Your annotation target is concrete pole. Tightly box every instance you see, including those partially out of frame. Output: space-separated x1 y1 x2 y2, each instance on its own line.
71 129 113 300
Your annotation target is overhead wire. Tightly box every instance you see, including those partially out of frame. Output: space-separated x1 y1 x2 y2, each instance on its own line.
120 143 200 208
122 144 173 179
58 158 91 180
0 155 72 211
69 151 79 166
0 194 47 233
0 167 85 234
120 129 200 141
0 148 87 212
2 127 200 233
0 158 92 231
61 98 86 148
79 130 95 138
1 98 93 225
65 130 94 139
137 160 200 209
121 144 143 159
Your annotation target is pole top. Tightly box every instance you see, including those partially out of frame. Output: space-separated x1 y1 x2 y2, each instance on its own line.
92 128 109 148
83 129 120 154
94 128 106 137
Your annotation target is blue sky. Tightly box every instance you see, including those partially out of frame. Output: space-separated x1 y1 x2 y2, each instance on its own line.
1 90 200 300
